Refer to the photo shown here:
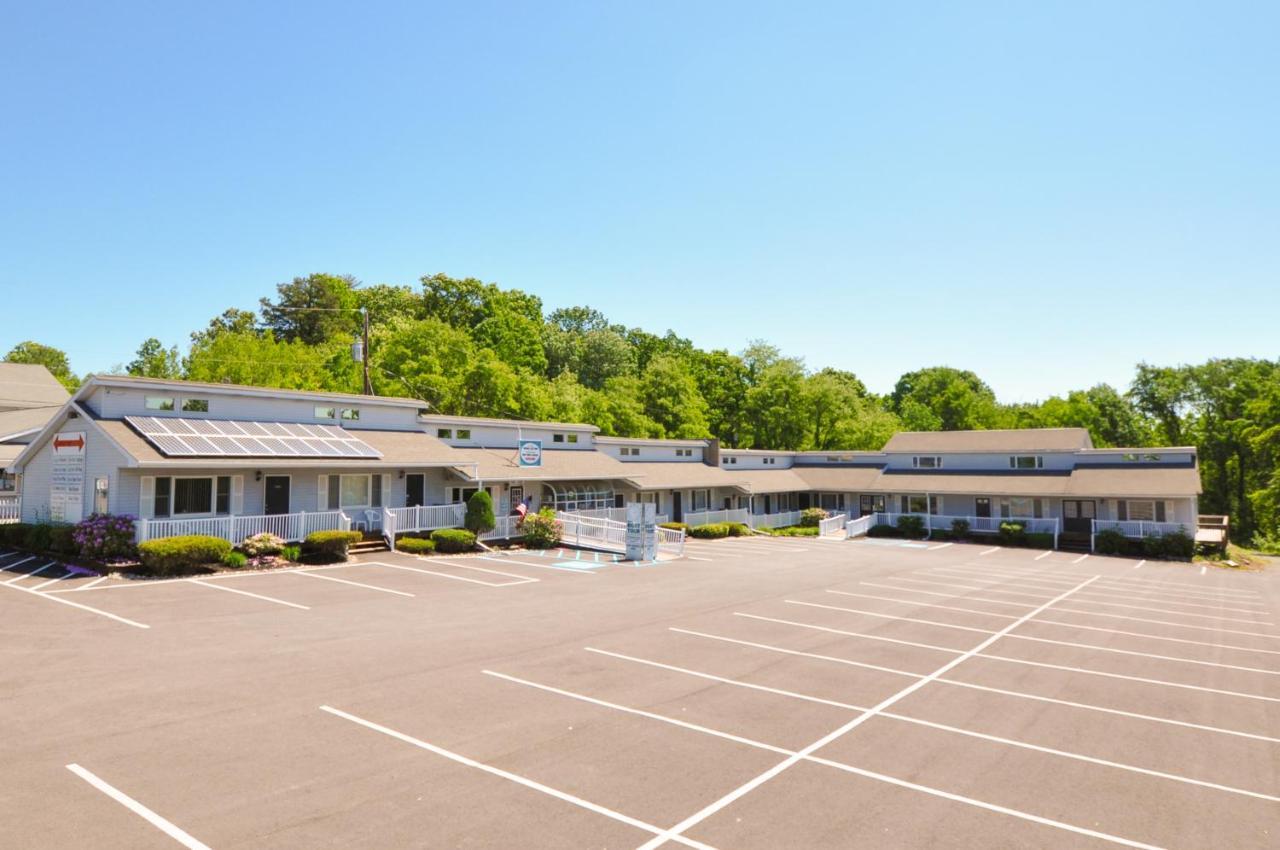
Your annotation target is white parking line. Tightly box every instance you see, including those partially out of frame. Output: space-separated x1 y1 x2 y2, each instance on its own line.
66 764 210 849
583 648 1280 803
1134 560 1145 569
0 580 149 629
824 591 1280 675
294 569 415 597
3 558 45 584
927 542 954 551
1071 554 1090 564
76 575 109 591
433 559 542 583
1201 565 1208 576
318 705 715 850
771 602 1280 702
475 555 597 575
370 561 533 587
1090 577 1261 601
633 577 1100 850
671 627 1280 744
31 571 72 591
979 547 1001 556
1033 551 1054 561
186 579 310 610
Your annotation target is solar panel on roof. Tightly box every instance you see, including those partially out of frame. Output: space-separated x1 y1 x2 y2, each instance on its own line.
123 415 382 460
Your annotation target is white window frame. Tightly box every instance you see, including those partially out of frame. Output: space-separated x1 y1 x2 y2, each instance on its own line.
690 489 710 511
567 433 579 444
315 406 336 419
1121 500 1158 522
170 475 231 518
145 396 175 411
341 408 360 421
456 429 471 439
437 428 453 438
999 497 1043 519
553 434 565 443
338 474 372 509
912 456 942 469
1009 455 1043 469
181 398 209 413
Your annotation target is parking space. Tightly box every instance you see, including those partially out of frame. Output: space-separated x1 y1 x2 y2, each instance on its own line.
3 539 1277 849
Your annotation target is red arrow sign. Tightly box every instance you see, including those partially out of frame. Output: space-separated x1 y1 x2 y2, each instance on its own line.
54 434 85 451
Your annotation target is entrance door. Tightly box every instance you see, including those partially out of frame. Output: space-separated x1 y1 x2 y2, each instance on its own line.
264 476 290 515
672 491 683 522
406 474 425 508
975 498 991 519
1062 500 1095 534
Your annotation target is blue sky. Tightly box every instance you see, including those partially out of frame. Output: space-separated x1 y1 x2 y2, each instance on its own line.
2 1 1276 402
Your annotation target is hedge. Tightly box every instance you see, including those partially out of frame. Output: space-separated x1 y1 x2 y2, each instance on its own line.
763 525 819 537
689 523 731 539
896 515 927 539
222 551 248 569
303 530 363 562
431 528 477 553
659 522 689 533
868 523 902 538
397 536 436 554
464 490 496 535
727 522 751 537
137 535 232 576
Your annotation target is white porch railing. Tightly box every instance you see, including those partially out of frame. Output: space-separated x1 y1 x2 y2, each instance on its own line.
0 495 19 523
845 515 874 538
869 512 1061 548
557 511 628 553
750 509 803 529
479 514 525 542
818 513 847 536
136 510 351 544
684 508 750 527
656 524 686 558
565 507 629 523
385 503 466 536
1092 519 1190 539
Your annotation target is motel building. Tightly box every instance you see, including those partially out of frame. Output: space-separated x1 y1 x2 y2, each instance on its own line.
7 375 1204 552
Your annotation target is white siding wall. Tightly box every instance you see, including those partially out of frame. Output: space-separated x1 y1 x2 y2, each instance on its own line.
88 386 422 431
421 420 595 450
19 421 132 522
880 451 1078 471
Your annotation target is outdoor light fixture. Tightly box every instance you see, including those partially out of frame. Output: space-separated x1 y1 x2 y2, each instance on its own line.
399 470 405 479
255 471 262 481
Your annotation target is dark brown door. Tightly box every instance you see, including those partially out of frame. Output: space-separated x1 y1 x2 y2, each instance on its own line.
264 476 290 515
975 498 991 519
1062 500 1095 534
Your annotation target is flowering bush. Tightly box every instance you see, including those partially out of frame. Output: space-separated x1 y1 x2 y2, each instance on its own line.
72 513 137 561
241 532 285 556
519 508 562 549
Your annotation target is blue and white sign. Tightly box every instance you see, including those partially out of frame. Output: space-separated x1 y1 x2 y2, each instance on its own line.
517 439 543 467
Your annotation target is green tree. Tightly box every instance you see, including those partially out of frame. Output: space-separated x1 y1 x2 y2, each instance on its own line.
640 355 710 439
185 331 352 391
259 273 361 345
190 309 259 347
464 490 496 535
889 367 1001 431
372 318 475 411
4 340 79 390
126 338 183 379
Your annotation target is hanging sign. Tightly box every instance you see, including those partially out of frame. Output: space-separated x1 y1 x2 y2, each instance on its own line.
517 439 542 467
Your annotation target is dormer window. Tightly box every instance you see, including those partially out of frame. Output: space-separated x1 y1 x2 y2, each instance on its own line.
912 456 942 469
437 428 453 439
456 429 471 439
620 447 639 457
1009 455 1043 470
314 406 336 419
341 408 360 421
145 396 175 411
181 398 209 413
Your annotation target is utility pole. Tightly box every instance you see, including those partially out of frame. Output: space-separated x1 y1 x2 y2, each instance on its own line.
361 307 372 395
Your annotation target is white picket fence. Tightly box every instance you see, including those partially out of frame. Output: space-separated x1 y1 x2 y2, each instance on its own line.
684 508 750 527
1092 519 1190 539
818 513 847 536
845 515 874 538
136 510 350 544
385 503 466 536
869 512 1060 547
557 511 628 552
656 524 686 558
0 495 18 524
750 510 803 529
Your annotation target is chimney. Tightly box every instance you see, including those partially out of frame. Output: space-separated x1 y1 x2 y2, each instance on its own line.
704 438 720 467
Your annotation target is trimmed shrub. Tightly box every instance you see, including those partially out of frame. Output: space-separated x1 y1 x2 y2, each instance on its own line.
763 525 819 537
997 521 1027 546
1026 532 1054 550
281 544 302 562
138 535 232 576
659 522 689 533
397 536 436 554
49 524 77 555
464 490 496 536
868 523 902 538
1093 528 1129 556
1144 530 1194 560
950 518 971 539
727 522 752 537
896 515 927 539
303 530 363 562
25 523 53 553
72 513 137 560
241 533 285 557
689 523 731 539
431 528 477 553
799 507 828 528
520 508 562 549
222 551 248 569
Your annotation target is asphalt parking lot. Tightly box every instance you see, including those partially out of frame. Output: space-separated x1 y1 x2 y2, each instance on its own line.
1 537 1277 849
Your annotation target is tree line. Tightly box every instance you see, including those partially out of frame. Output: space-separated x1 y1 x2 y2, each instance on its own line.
5 272 1278 546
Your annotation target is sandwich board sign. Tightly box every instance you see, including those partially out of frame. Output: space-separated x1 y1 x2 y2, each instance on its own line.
626 502 658 561
517 439 542 467
51 431 86 524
